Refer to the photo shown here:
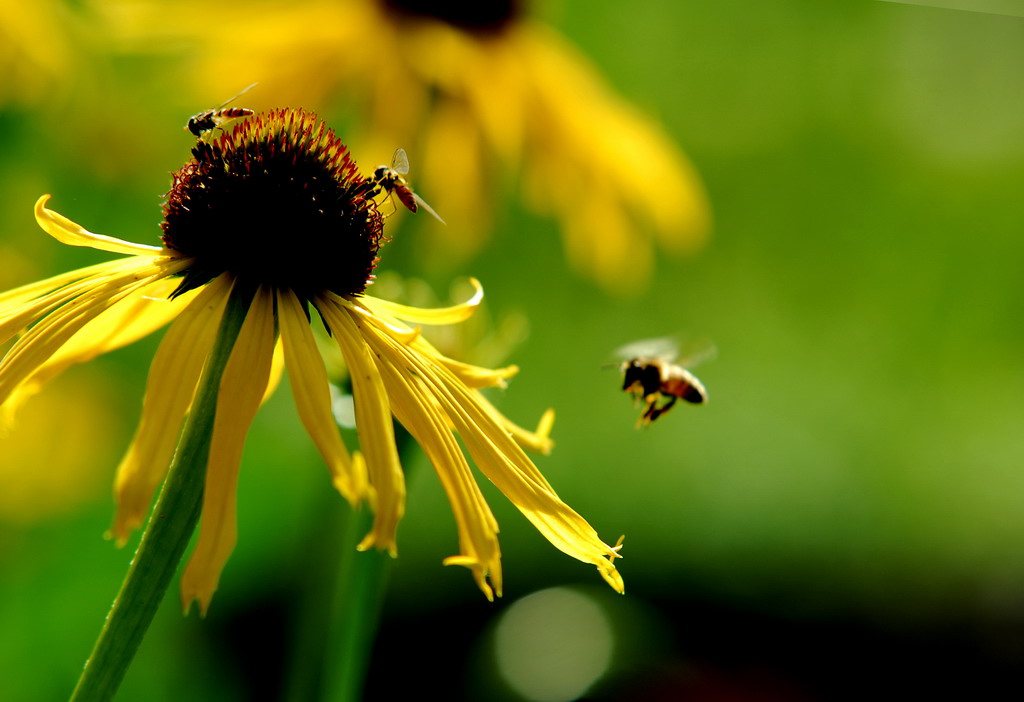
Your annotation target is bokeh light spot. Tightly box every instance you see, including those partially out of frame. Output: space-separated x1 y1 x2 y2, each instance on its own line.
494 587 614 702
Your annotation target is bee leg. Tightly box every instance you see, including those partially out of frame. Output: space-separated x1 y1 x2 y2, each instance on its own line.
378 192 399 220
640 397 659 424
647 396 677 423
659 395 678 419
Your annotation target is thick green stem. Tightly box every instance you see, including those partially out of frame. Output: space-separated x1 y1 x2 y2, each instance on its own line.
70 280 256 702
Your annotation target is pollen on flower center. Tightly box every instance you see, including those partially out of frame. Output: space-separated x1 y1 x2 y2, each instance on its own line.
161 108 384 300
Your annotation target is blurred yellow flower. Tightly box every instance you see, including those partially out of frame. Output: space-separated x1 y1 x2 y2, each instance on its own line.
0 1 78 108
100 0 710 290
0 108 622 613
0 374 119 524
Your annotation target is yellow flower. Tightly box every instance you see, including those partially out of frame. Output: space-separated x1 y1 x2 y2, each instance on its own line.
101 0 710 291
0 0 79 108
0 108 622 614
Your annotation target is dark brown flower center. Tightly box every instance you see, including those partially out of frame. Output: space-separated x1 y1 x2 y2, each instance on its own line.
380 0 522 34
161 108 384 300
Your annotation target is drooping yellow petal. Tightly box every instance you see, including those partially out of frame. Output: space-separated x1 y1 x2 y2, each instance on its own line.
368 334 502 599
278 289 366 505
34 195 166 256
360 277 483 326
341 298 422 345
4 278 197 418
261 338 286 406
345 303 516 391
378 328 623 592
0 256 172 346
430 354 518 390
110 275 233 544
0 258 136 312
318 294 405 556
181 285 276 616
495 405 555 456
0 259 173 407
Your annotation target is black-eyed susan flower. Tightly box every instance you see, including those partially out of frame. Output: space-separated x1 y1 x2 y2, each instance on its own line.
0 108 623 615
100 0 709 291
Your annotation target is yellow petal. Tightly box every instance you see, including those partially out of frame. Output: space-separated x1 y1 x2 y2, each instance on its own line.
0 259 172 408
0 256 168 346
342 298 422 345
4 278 197 417
34 195 166 256
498 406 556 456
181 285 276 616
0 258 135 312
110 275 233 544
360 277 483 326
376 327 623 592
319 294 405 556
460 26 526 163
279 289 366 505
261 337 285 406
432 355 518 390
369 338 502 599
419 98 493 264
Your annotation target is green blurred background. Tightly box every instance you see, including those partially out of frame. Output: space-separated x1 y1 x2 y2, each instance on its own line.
3 1 1024 700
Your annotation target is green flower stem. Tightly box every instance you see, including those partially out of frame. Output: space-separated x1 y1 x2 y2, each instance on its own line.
323 503 393 702
285 496 391 702
70 280 257 702
286 431 415 702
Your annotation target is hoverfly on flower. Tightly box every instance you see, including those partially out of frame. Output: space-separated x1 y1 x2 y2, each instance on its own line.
372 148 445 225
185 82 257 142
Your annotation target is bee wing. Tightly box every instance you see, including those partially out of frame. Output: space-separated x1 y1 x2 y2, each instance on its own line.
613 336 680 363
675 338 717 368
391 148 411 175
412 192 446 225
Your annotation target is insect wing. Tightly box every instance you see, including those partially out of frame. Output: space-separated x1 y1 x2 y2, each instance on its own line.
675 338 717 369
216 82 258 110
412 192 446 225
613 337 680 364
391 148 410 176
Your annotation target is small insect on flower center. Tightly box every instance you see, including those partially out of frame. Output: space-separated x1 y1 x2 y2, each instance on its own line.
161 108 384 300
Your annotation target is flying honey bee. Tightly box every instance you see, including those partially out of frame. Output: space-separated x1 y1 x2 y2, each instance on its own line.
372 148 446 225
615 337 711 426
185 83 257 141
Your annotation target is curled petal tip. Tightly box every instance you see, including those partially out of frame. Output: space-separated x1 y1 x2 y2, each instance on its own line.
466 277 484 303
